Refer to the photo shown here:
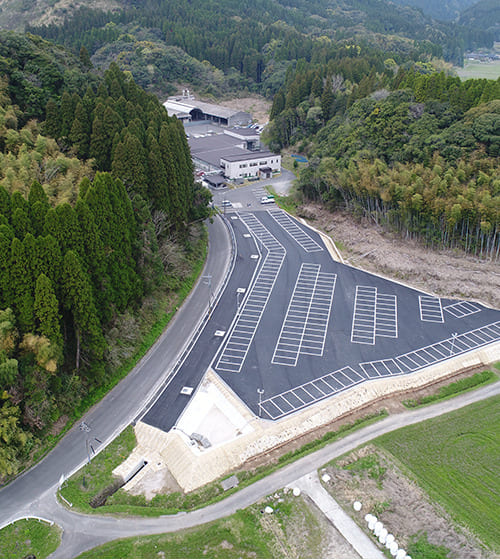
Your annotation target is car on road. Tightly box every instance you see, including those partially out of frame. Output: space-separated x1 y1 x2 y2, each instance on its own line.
260 195 275 204
221 200 232 207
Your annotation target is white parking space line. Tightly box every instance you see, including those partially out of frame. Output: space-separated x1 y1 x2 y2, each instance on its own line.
375 294 398 338
351 286 377 344
444 301 481 318
216 213 286 373
259 366 362 419
419 295 444 322
252 187 268 200
272 264 336 366
267 209 323 252
360 321 500 379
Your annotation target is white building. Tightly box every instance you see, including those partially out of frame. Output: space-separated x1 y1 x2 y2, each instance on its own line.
220 151 281 180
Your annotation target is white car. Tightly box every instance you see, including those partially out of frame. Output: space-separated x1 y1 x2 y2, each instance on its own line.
260 196 275 204
221 200 232 207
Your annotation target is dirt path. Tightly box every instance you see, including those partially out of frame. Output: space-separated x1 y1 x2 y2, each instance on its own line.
299 203 500 310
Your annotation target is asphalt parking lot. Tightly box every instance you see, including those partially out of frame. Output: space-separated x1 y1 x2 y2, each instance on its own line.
212 209 500 420
142 197 500 430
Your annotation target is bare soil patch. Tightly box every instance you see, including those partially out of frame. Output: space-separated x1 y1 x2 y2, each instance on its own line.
321 444 489 558
218 96 271 124
128 468 182 501
298 203 500 309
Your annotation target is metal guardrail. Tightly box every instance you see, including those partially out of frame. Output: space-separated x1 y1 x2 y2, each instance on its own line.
0 515 55 532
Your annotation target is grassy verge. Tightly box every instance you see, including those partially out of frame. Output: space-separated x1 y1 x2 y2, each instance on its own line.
79 492 329 559
266 186 300 215
402 369 497 408
0 518 61 558
375 395 500 551
60 409 388 517
58 426 137 513
29 228 208 467
407 532 450 559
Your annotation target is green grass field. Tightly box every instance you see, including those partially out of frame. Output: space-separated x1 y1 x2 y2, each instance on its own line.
0 518 61 558
375 395 499 552
455 60 500 80
79 494 327 558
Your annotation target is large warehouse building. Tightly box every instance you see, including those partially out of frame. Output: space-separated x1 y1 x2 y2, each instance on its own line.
163 91 252 127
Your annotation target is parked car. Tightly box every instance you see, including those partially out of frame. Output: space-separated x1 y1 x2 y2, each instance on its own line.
260 196 275 204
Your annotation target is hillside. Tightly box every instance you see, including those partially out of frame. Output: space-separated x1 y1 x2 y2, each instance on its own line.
23 0 490 98
390 0 478 22
0 32 210 482
458 0 500 41
0 0 121 30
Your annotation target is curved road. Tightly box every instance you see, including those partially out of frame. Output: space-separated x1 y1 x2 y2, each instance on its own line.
0 214 231 529
46 380 500 557
1 178 498 557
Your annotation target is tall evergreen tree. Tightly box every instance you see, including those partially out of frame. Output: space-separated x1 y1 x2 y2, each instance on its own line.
34 273 62 349
61 250 104 370
9 238 34 333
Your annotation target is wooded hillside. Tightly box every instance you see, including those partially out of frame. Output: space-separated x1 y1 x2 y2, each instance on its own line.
0 35 210 481
265 54 499 259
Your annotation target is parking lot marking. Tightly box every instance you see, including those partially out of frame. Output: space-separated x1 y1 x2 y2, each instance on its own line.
215 213 286 373
444 301 481 319
252 187 268 200
360 320 500 379
419 295 444 322
351 286 376 344
261 320 500 419
267 209 323 252
260 366 362 419
272 264 336 366
375 293 398 339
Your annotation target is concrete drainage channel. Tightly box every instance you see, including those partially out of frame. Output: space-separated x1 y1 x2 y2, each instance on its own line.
89 459 148 508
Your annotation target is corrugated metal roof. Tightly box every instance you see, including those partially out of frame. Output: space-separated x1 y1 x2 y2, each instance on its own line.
163 99 250 120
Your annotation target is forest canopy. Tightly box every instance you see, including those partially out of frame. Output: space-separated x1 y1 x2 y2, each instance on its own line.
0 37 211 481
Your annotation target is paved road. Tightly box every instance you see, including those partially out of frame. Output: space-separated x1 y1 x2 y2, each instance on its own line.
37 380 499 557
0 215 231 529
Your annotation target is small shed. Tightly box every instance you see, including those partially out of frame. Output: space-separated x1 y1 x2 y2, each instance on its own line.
205 174 227 189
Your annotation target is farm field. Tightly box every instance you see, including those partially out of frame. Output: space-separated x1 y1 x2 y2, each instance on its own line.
455 60 500 80
374 395 499 552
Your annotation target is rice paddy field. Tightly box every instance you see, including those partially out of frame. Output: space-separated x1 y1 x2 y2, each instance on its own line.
455 60 500 80
375 395 499 552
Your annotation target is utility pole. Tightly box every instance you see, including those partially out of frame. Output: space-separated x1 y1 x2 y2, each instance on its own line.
450 332 458 356
202 274 213 317
257 388 264 418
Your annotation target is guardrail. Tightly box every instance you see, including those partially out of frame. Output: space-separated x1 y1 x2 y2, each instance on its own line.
0 516 55 532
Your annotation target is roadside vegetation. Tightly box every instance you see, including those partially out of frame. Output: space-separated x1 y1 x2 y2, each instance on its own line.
59 409 387 516
402 369 497 408
0 39 211 482
0 518 61 559
79 492 331 559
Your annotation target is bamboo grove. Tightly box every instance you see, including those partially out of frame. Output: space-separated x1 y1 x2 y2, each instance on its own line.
267 56 499 260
